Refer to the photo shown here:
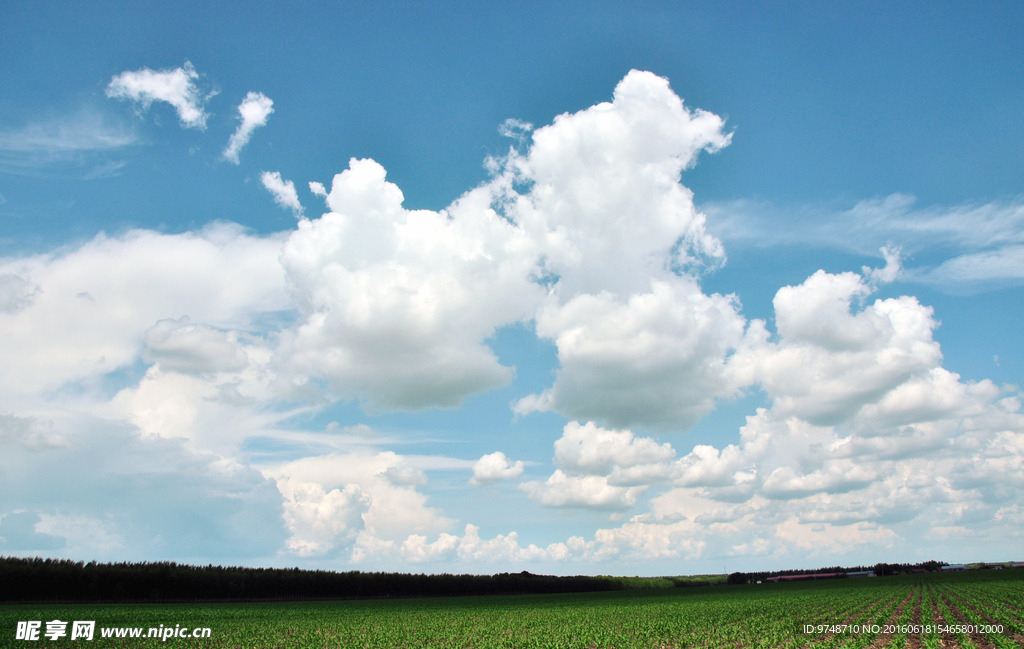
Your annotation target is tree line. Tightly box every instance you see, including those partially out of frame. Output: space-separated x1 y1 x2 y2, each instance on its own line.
0 557 625 603
726 560 948 584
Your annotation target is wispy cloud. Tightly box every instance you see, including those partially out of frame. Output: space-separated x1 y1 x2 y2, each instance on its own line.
0 111 136 177
498 118 533 143
223 92 274 164
704 193 1024 291
260 171 303 217
0 113 135 154
106 61 212 129
80 160 128 181
912 244 1024 288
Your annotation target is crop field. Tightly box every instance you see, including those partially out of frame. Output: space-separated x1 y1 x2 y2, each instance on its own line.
2 569 1022 648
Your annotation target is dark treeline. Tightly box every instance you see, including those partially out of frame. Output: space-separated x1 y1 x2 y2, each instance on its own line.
0 557 624 603
727 560 947 584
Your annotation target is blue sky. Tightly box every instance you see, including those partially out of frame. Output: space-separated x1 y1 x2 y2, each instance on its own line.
1 1 1022 575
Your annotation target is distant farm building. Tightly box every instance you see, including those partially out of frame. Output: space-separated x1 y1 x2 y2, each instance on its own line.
942 564 966 572
766 572 845 582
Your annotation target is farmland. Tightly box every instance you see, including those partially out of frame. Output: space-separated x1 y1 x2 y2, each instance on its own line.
2 569 1021 648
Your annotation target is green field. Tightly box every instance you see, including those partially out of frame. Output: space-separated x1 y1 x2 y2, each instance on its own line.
2 569 1022 648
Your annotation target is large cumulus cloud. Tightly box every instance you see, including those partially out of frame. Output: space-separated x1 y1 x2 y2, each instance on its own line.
276 157 544 410
543 260 1024 567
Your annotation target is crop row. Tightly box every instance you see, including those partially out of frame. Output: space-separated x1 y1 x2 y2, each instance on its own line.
2 569 1021 648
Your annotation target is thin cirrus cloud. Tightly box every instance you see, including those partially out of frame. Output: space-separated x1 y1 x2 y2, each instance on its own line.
223 92 274 164
0 113 135 154
0 111 136 176
704 193 1024 290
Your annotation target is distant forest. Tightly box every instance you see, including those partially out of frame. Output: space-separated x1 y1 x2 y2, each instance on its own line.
726 560 949 584
0 557 633 603
1 557 955 603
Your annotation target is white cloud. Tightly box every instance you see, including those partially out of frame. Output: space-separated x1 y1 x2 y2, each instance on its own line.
761 462 878 500
592 517 706 560
862 245 902 286
0 511 66 552
520 470 647 511
277 157 544 410
573 349 1019 566
672 443 750 488
0 421 287 562
0 223 289 398
275 478 369 557
384 465 428 486
0 273 38 313
142 317 249 375
107 358 299 453
743 267 942 425
261 171 304 216
519 421 676 511
773 517 900 554
0 414 64 450
271 71 738 421
542 246 1024 567
106 61 211 129
223 92 274 164
399 524 567 565
495 69 731 298
553 421 674 477
515 279 749 430
263 452 454 556
481 70 753 431
470 451 524 486
497 118 533 142
853 368 999 431
917 244 1024 286
33 513 123 557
